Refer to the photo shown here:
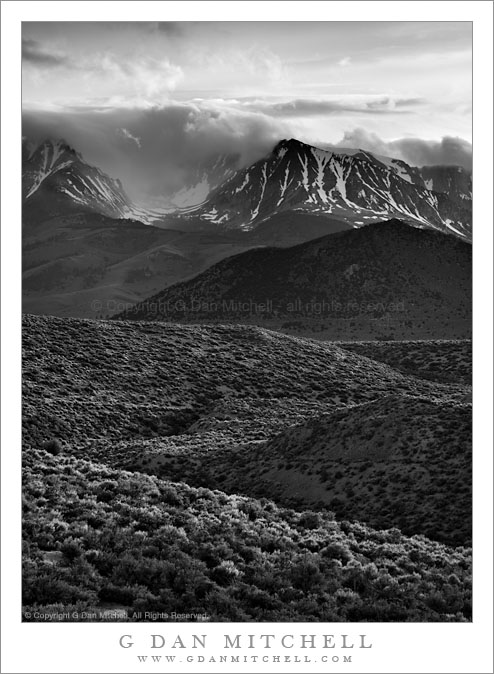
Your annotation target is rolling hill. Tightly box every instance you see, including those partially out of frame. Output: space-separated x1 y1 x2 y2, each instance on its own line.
23 315 471 546
169 395 471 547
116 219 471 340
22 443 471 622
24 314 464 447
22 314 472 620
338 339 472 385
22 213 257 318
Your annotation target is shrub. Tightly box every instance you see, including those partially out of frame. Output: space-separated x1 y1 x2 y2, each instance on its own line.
61 539 83 562
211 560 241 586
42 439 62 456
321 542 352 563
98 583 136 605
290 558 323 592
299 511 322 530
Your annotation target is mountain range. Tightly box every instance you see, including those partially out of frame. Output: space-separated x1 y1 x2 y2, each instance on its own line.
180 139 471 239
21 132 473 623
22 136 472 323
22 138 238 222
23 136 472 238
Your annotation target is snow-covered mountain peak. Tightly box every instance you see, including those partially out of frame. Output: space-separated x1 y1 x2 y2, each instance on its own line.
22 135 472 241
22 136 182 225
22 138 137 221
185 138 471 239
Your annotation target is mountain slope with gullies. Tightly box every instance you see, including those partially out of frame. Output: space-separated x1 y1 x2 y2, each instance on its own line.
180 138 471 239
117 219 471 340
419 165 472 207
22 139 138 222
168 152 240 208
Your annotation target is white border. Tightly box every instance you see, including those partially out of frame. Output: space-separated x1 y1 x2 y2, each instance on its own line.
2 3 492 673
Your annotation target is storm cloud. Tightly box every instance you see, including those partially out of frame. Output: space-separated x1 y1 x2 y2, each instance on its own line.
22 103 290 201
23 102 472 205
336 128 472 169
22 38 71 68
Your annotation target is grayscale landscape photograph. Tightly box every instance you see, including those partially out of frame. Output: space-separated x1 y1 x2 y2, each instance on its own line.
22 21 472 622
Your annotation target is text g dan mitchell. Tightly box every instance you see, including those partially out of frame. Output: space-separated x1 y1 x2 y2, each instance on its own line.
119 633 373 650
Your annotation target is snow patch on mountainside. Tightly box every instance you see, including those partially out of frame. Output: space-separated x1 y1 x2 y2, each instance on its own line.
445 219 466 237
311 147 331 203
330 159 355 208
391 163 413 184
171 180 211 208
298 153 310 192
277 165 291 206
251 164 268 221
25 141 76 198
235 173 250 194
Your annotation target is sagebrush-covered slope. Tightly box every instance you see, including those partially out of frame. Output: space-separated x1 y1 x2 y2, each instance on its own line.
180 395 471 546
338 339 472 385
23 316 470 545
23 314 464 448
22 315 472 621
23 446 471 622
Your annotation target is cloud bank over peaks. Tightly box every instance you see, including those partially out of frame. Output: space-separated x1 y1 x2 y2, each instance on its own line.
22 105 471 206
335 128 472 169
22 102 291 201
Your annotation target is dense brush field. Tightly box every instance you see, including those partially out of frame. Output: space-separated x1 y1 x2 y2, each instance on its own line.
22 315 472 621
23 447 471 622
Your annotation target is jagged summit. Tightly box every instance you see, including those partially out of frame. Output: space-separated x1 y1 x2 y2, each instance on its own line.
273 137 363 159
273 137 309 153
22 138 133 221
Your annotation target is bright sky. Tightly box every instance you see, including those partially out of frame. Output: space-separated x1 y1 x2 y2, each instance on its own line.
22 21 472 197
22 21 472 141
